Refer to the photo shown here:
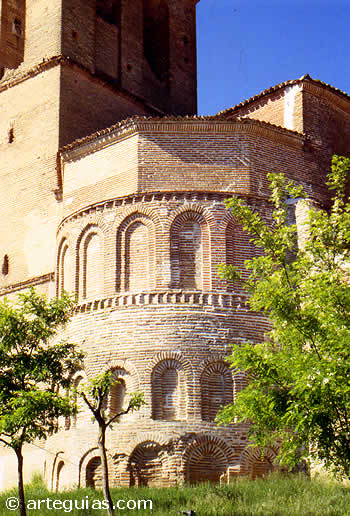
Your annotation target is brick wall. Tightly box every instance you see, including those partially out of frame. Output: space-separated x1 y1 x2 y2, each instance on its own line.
225 85 303 132
0 66 60 289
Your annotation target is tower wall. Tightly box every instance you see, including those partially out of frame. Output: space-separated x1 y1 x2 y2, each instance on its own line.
2 0 198 115
0 0 25 71
0 0 199 294
0 66 60 291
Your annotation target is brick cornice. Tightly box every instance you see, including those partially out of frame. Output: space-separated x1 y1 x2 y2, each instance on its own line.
60 117 305 165
0 55 164 116
73 290 250 314
0 273 54 295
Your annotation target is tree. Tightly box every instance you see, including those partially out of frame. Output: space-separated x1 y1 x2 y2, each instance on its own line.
78 372 145 516
217 156 350 478
0 289 83 516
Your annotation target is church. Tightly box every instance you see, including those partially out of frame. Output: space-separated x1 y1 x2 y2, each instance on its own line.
1 0 350 490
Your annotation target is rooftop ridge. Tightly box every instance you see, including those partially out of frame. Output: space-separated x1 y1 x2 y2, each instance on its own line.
216 75 350 117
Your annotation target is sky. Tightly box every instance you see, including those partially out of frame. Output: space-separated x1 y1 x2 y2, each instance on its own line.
196 0 350 115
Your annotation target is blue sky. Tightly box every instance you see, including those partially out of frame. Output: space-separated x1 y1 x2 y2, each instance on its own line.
197 1 350 115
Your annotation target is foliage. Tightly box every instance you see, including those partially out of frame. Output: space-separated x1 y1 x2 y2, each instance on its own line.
78 371 145 428
0 288 83 515
1 474 350 515
78 372 145 516
217 156 350 478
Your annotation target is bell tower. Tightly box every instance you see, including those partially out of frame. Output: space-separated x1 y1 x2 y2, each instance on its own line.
0 0 199 293
1 0 198 117
0 0 25 72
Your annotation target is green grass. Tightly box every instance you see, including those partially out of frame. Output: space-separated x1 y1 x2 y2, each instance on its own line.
0 474 349 515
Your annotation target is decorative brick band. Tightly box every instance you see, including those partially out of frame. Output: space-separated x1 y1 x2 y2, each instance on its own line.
0 273 54 295
57 191 271 233
74 290 249 314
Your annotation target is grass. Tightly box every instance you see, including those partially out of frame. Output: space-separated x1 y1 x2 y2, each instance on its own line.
0 474 349 515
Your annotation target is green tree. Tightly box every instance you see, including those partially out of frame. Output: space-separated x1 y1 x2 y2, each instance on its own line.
0 289 83 516
217 156 350 478
78 372 145 516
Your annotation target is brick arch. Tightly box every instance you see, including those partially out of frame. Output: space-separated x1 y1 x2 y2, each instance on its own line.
127 440 164 487
112 205 163 233
100 366 131 420
223 212 260 289
76 224 105 300
116 212 156 292
216 210 236 234
108 374 126 419
200 361 234 422
123 432 172 456
147 351 194 380
102 359 140 392
71 371 90 429
55 460 65 491
240 446 279 478
198 355 248 404
182 434 235 484
56 237 73 297
197 353 232 377
79 447 101 488
74 213 110 242
151 358 186 421
167 203 216 229
169 209 208 233
51 451 65 491
170 210 210 290
86 456 102 489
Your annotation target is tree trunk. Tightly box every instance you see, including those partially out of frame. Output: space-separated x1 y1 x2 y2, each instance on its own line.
15 446 26 516
98 425 114 516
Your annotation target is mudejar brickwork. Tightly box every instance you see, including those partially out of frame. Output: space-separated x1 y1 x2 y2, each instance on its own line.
1 0 350 490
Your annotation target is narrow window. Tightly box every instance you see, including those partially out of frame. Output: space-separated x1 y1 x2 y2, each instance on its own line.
2 255 9 275
143 0 169 81
96 0 120 25
58 242 72 296
13 18 23 37
8 128 14 144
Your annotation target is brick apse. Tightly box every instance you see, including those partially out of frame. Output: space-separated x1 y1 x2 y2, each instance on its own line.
1 0 350 490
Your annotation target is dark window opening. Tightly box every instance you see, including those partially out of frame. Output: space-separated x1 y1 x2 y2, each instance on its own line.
143 0 170 82
2 255 9 275
13 18 23 37
8 128 14 144
96 0 121 26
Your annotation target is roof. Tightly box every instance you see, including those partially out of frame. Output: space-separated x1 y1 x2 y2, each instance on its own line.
59 114 304 156
216 74 350 117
